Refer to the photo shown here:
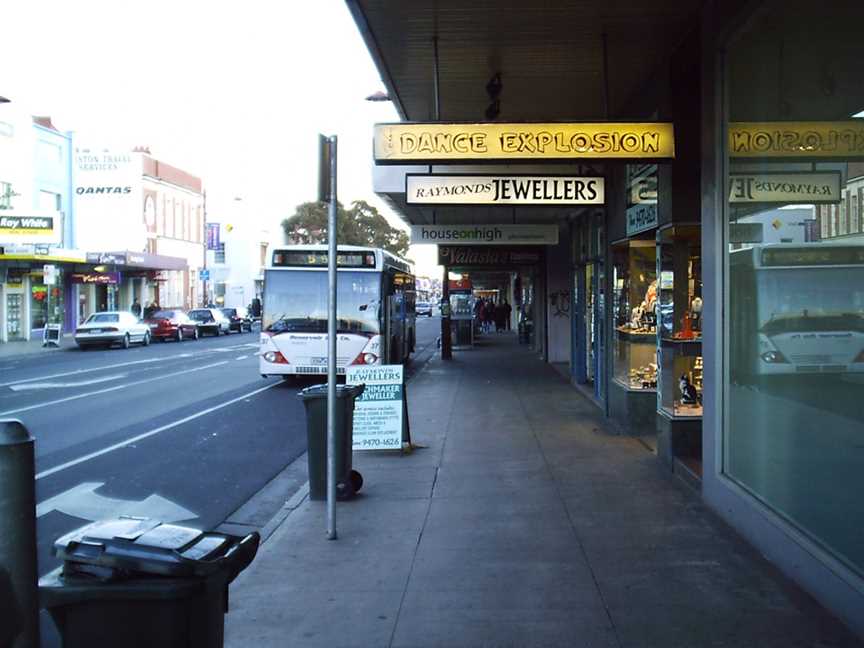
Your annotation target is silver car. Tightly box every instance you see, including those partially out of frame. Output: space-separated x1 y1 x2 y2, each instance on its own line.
75 311 151 349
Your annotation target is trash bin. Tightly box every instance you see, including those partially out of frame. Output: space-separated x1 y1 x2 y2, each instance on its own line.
39 516 259 648
298 383 365 501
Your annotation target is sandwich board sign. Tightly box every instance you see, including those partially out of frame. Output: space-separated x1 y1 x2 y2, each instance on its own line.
346 364 410 451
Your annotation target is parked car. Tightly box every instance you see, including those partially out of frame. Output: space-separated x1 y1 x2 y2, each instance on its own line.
221 306 253 333
187 308 231 336
75 311 151 349
416 301 433 317
145 309 200 342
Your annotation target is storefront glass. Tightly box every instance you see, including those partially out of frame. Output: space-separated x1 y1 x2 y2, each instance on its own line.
612 240 657 390
724 0 864 576
30 270 65 330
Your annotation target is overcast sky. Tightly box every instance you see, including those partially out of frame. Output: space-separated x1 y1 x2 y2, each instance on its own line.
0 0 440 276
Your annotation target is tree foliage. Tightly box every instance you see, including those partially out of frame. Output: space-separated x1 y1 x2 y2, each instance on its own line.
281 200 410 258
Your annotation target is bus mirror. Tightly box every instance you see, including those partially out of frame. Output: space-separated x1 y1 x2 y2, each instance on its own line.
359 304 368 311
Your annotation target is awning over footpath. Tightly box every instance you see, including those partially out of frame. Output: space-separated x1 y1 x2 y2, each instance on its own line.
85 250 187 271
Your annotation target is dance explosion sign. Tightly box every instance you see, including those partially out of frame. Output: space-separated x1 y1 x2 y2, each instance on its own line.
374 123 675 162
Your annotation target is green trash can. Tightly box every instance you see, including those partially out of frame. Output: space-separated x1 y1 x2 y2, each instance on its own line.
298 384 365 501
39 517 259 648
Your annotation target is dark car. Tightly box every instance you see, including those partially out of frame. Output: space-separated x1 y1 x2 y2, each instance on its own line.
221 306 253 333
187 308 231 336
145 309 200 342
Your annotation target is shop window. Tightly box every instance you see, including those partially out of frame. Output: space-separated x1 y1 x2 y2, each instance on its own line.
611 240 657 391
215 242 226 264
0 181 15 209
724 0 864 577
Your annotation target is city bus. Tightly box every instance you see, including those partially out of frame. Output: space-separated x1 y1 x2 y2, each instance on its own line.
729 243 864 378
259 245 416 378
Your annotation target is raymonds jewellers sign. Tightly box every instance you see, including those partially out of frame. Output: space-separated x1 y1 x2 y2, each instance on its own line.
406 175 605 205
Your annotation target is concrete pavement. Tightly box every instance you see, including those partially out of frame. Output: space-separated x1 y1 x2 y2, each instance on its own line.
225 333 862 648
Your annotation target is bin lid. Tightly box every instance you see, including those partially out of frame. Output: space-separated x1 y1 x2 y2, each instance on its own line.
53 516 256 579
298 383 365 401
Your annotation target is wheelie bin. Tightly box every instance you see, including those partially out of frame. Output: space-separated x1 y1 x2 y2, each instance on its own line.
39 516 259 648
298 383 365 501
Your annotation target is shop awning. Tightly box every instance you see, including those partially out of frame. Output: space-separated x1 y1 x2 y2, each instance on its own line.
347 0 700 226
86 250 188 271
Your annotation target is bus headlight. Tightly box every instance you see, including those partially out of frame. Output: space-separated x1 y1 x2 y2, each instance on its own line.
363 352 378 365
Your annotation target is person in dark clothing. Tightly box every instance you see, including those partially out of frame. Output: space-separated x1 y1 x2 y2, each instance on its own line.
494 301 507 332
131 299 141 318
502 300 513 331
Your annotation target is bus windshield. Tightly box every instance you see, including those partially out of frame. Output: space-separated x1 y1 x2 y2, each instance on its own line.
263 270 381 335
757 267 864 334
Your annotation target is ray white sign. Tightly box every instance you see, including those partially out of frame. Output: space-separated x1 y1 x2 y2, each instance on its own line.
411 224 559 246
406 175 605 205
729 171 842 204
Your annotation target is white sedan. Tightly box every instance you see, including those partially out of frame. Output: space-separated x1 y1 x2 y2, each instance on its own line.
75 311 151 349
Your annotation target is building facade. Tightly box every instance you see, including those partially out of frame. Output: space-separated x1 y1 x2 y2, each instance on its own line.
0 106 80 343
351 0 864 636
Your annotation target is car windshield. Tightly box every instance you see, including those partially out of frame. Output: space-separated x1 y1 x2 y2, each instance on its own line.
153 310 176 319
86 314 119 323
222 309 236 317
188 310 214 322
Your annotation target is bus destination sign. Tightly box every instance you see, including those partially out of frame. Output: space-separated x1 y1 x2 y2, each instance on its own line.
272 251 376 268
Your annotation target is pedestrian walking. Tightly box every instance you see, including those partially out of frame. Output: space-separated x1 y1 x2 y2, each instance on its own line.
502 299 513 331
494 301 507 332
131 298 141 318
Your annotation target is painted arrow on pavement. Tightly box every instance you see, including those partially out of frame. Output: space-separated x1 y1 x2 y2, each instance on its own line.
36 482 198 523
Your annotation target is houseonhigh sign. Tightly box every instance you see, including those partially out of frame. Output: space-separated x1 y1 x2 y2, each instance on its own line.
374 123 675 162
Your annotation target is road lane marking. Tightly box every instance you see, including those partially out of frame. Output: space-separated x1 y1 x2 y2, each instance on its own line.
236 355 248 360
8 374 127 391
35 381 280 480
0 343 260 388
0 357 169 387
37 481 197 522
0 361 230 416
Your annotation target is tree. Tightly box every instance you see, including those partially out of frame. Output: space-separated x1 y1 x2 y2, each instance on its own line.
281 200 410 258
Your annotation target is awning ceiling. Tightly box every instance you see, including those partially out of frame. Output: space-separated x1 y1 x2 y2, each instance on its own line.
347 0 700 226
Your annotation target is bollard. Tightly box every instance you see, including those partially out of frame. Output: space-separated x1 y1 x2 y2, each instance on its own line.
0 419 39 648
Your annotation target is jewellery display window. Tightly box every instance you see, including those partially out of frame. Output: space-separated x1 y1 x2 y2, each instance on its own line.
612 239 658 390
656 224 703 417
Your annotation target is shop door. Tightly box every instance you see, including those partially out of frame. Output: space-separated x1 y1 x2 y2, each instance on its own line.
6 294 23 340
593 261 606 402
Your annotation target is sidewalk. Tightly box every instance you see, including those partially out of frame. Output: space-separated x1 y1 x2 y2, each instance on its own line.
0 335 75 359
225 334 862 648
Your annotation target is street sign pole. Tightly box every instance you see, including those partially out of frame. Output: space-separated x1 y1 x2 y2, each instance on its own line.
325 135 338 540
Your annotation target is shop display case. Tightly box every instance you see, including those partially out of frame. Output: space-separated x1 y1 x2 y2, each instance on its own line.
612 239 658 391
656 225 703 418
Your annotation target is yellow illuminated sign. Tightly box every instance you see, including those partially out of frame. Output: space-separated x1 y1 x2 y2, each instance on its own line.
373 122 675 162
729 122 864 158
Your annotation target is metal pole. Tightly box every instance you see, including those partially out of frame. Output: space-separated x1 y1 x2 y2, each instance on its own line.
326 135 338 540
0 420 39 648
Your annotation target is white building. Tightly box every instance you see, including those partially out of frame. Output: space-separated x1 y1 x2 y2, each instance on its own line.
205 198 269 309
73 145 205 316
